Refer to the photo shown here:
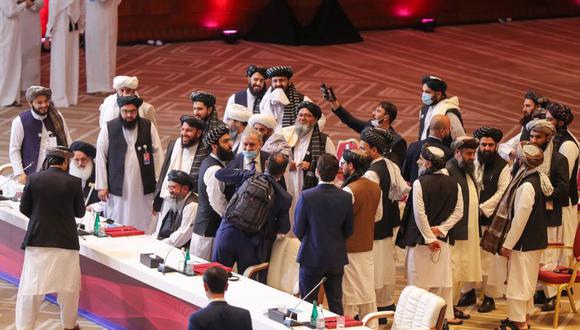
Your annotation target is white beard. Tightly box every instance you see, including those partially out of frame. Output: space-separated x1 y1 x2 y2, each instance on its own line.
69 161 94 188
295 123 313 138
418 165 427 177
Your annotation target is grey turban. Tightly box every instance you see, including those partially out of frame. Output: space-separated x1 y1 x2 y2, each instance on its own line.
451 136 479 152
25 86 52 102
526 119 556 136
516 141 544 168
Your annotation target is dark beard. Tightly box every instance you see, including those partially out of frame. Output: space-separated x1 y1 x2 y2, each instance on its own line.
248 83 266 97
478 150 497 164
181 137 198 148
519 113 532 127
120 115 138 129
31 105 48 116
217 145 234 162
458 159 475 174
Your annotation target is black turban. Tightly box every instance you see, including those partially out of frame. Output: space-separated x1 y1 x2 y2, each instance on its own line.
70 141 96 159
360 127 392 153
473 127 503 143
167 170 194 190
295 101 322 120
246 65 267 78
421 143 447 170
451 136 479 152
180 115 205 129
190 91 216 108
547 102 574 127
421 75 447 93
266 66 293 79
117 95 143 108
203 123 229 147
342 149 371 172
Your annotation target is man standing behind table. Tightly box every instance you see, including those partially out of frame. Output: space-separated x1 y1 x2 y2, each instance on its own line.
16 146 85 330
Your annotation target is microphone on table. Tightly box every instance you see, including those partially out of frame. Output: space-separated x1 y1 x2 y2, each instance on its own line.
283 277 327 326
85 183 95 206
157 236 183 275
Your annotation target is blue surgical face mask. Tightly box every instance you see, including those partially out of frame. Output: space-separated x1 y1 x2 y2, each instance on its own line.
243 150 258 160
421 92 433 106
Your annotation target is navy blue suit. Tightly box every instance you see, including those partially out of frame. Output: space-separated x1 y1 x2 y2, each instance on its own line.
212 169 292 279
294 183 353 315
401 136 453 183
188 300 252 330
223 151 270 201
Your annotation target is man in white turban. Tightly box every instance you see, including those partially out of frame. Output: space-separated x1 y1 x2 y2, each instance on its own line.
224 104 252 154
248 113 290 156
98 75 158 128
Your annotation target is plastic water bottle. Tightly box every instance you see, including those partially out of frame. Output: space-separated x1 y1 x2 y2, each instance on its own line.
310 300 319 327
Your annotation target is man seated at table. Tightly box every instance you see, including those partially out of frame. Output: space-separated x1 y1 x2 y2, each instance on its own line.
69 141 100 205
188 266 253 330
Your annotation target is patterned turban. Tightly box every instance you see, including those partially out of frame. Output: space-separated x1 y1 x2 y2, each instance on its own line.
70 141 96 159
451 136 479 152
421 144 447 170
167 170 194 190
246 64 268 78
203 123 229 147
266 66 293 79
180 115 205 129
113 76 139 90
546 102 574 127
117 95 143 108
25 86 52 102
360 127 392 153
45 146 74 159
190 91 216 108
526 119 556 136
473 127 503 143
248 113 276 130
295 101 322 120
421 75 447 93
516 141 544 168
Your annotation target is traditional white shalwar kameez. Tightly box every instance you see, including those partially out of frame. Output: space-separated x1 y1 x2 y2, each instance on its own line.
16 247 81 330
84 0 120 93
419 96 465 140
0 0 26 106
158 138 200 200
498 129 523 162
503 181 543 323
406 175 464 320
95 122 163 234
99 93 158 128
19 0 43 90
154 192 198 248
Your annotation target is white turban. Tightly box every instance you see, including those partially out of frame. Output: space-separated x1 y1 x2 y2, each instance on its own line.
113 76 139 90
225 104 251 122
248 113 277 130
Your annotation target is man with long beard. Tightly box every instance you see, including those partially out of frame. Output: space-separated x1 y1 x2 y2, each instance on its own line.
69 140 99 205
154 115 207 213
191 124 234 260
95 95 164 233
225 64 268 116
10 86 72 184
445 136 481 321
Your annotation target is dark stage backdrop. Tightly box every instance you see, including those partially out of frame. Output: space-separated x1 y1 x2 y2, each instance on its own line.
117 0 580 43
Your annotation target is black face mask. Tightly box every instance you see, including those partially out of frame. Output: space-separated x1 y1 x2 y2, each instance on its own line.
216 144 234 162
120 115 138 129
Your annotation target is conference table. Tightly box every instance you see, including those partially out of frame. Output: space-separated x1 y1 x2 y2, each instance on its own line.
0 178 369 329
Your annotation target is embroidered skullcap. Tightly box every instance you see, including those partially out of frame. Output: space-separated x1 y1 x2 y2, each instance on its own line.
167 170 194 190
473 127 503 143
69 141 96 159
25 86 52 102
360 127 392 153
180 115 205 129
203 123 229 147
113 76 139 90
296 101 322 120
546 102 574 126
225 104 252 122
246 65 268 78
190 91 216 107
421 144 447 170
248 113 277 130
451 136 479 152
266 66 294 79
45 146 74 160
516 141 544 168
421 75 447 93
526 119 556 137
342 149 371 171
117 95 143 108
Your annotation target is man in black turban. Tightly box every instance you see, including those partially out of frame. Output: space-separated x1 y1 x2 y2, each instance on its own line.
116 95 143 129
226 65 268 116
69 141 99 205
191 90 219 130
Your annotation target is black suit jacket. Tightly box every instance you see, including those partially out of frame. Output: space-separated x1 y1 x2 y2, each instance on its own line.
546 150 570 227
188 301 253 330
20 167 86 250
402 136 453 183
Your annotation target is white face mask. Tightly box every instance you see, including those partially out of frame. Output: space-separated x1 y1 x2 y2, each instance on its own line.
270 88 290 105
370 115 387 127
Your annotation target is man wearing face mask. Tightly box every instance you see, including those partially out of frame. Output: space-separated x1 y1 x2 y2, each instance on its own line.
224 104 252 154
327 97 406 167
248 113 291 156
225 64 268 116
445 137 481 321
419 75 465 146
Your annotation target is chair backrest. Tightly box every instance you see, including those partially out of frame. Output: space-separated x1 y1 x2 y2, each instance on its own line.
574 223 580 259
0 164 13 176
266 237 301 295
391 286 447 330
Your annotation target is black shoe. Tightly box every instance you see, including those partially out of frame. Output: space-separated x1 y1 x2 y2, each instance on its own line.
377 305 395 325
541 296 556 311
477 296 496 313
534 290 546 305
454 306 470 320
457 288 476 307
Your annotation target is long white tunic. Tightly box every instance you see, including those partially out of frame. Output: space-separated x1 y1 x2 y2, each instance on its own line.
19 0 43 90
559 139 579 255
47 0 81 107
158 138 199 200
99 93 158 128
19 246 81 295
84 0 120 93
95 122 163 234
0 0 26 106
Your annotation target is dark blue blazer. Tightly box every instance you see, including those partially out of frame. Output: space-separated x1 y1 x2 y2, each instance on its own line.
224 151 270 199
294 183 354 268
401 136 453 183
187 300 252 330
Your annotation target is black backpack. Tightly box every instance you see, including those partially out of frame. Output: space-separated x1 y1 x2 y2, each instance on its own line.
225 174 274 234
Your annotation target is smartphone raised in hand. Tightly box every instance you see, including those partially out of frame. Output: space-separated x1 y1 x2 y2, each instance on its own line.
320 82 336 102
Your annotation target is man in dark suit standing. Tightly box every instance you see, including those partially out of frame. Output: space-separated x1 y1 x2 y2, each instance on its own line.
294 153 354 315
188 266 253 330
16 146 86 330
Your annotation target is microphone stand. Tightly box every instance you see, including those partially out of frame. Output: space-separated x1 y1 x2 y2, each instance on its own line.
284 277 327 326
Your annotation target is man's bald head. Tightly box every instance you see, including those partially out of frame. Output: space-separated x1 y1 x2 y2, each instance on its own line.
429 115 451 139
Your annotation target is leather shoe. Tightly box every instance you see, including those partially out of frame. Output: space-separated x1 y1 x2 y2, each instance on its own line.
454 306 470 320
477 296 496 313
457 288 476 307
534 290 546 305
377 304 395 324
541 296 556 311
